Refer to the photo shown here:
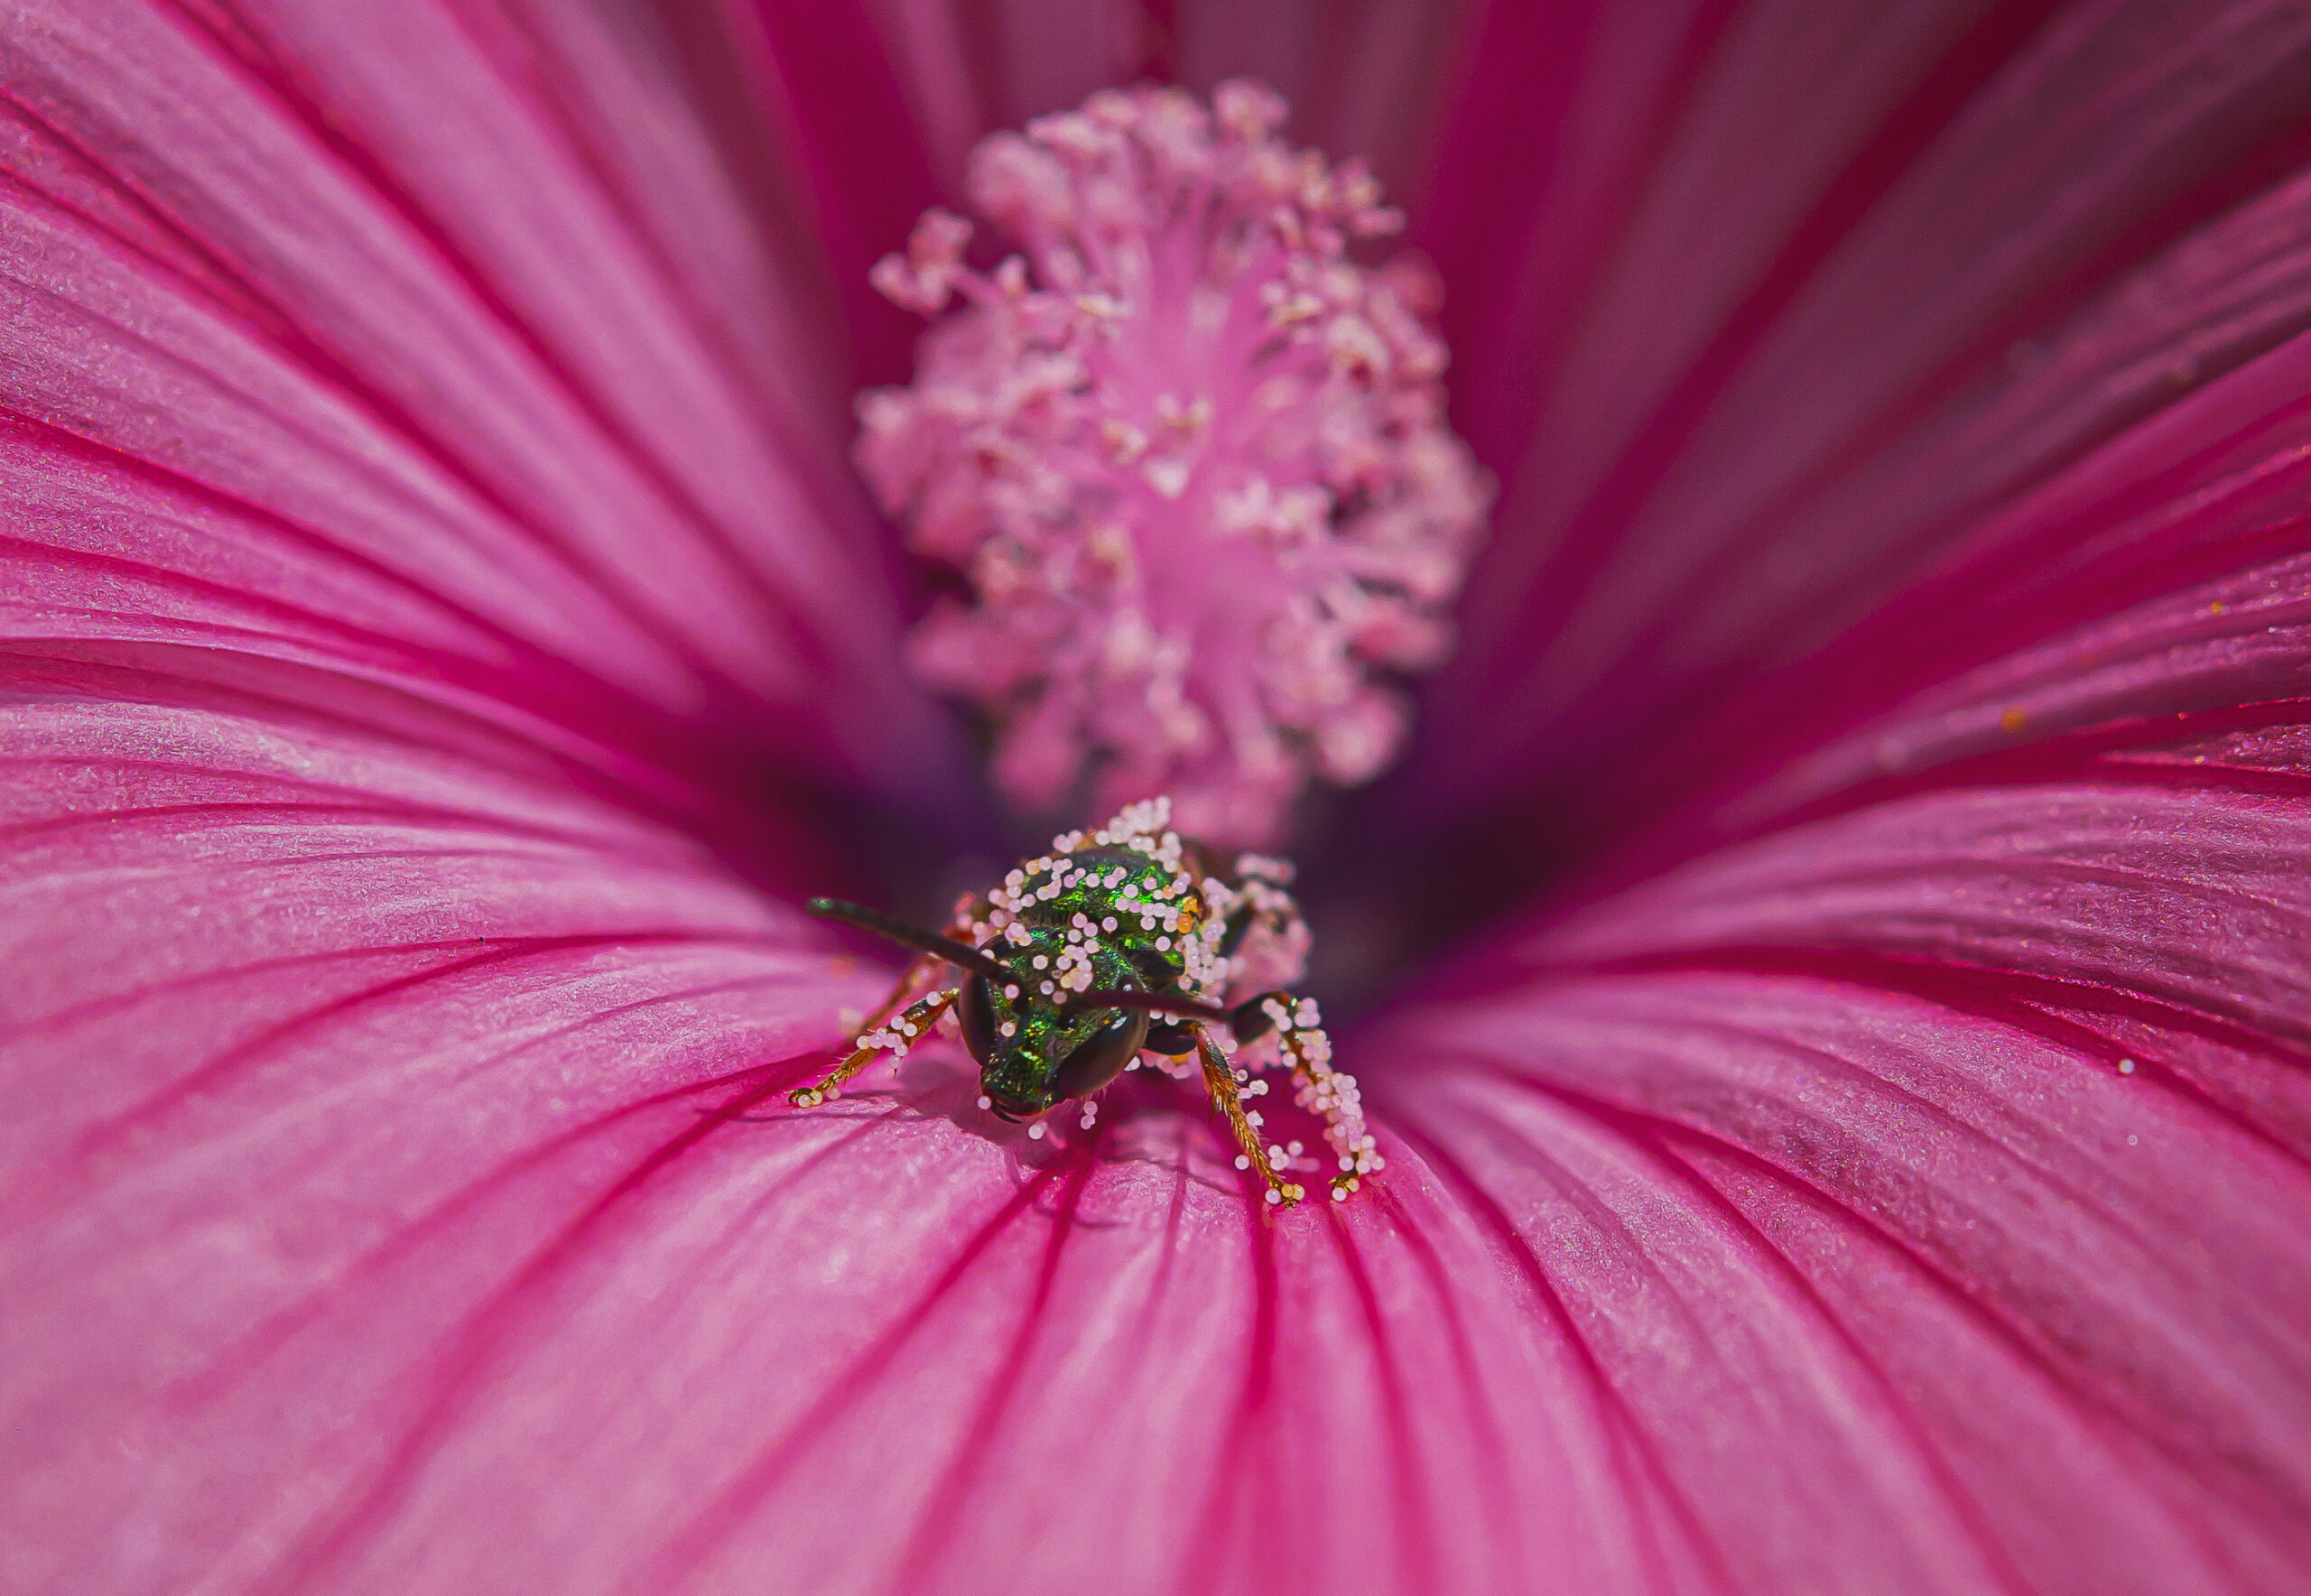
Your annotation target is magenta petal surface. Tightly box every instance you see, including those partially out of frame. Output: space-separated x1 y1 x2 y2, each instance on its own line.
11 658 2309 1591
0 0 951 799
0 656 872 1588
1378 960 2311 1595
1412 0 2311 831
1374 694 2311 1588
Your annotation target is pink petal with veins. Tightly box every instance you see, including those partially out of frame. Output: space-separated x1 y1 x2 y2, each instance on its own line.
0 0 953 799
1407 0 2311 831
1381 960 2311 1595
738 0 1480 384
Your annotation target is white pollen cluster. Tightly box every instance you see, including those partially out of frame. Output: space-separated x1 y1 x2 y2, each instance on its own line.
792 985 959 1109
979 795 1228 999
858 81 1491 847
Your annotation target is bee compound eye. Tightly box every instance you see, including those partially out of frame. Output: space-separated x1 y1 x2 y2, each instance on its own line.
1050 1006 1150 1100
956 975 998 1065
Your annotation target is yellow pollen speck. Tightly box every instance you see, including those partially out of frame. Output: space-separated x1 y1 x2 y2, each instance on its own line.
1999 706 2028 734
2209 600 2228 616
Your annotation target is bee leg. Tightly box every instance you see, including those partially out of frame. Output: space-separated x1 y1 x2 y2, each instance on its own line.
1142 1017 1200 1056
799 890 993 1109
1217 904 1257 960
1193 1025 1304 1209
791 988 957 1109
850 953 941 1034
1215 992 1378 1202
851 890 994 1031
1265 999 1380 1202
1223 990 1295 1040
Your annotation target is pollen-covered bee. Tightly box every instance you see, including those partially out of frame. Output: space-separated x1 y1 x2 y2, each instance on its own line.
791 799 1379 1205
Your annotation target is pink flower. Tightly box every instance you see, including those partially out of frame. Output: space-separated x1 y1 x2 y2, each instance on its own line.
5 5 2309 1595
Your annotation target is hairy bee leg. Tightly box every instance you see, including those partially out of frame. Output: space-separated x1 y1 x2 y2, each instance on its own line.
853 892 995 1027
802 890 994 1107
858 951 948 1032
792 988 957 1109
1261 999 1381 1202
1193 1025 1304 1208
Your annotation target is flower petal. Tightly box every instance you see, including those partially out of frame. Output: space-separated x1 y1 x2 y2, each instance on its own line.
11 5 2311 1594
20 653 2305 1593
1377 957 2311 1594
1353 492 2311 1588
14 647 2308 1591
735 0 1481 385
1642 266 2311 859
1409 0 2311 824
0 0 955 799
0 649 889 1590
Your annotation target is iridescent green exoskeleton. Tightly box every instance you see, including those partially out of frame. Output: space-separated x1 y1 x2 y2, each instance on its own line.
788 798 1380 1206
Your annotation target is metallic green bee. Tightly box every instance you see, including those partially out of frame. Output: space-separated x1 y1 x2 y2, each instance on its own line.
790 798 1379 1205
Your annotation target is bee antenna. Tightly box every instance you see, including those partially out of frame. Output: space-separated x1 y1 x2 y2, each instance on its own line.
1063 988 1233 1024
806 898 1017 985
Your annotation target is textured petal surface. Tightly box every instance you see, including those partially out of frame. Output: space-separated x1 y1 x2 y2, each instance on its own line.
0 0 953 807
1377 956 2311 1595
1375 643 2311 1588
0 648 874 1592
1404 0 2311 836
10 649 2308 1594
731 0 1479 393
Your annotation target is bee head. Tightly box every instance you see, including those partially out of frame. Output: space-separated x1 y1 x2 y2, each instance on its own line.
957 968 1150 1118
